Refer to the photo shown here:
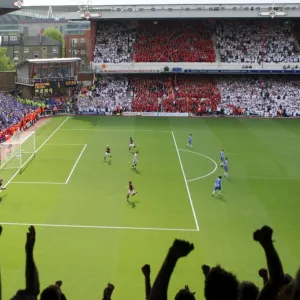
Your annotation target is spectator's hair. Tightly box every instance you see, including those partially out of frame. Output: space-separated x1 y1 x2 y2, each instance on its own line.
40 285 61 300
283 274 293 286
175 289 196 300
238 281 259 300
204 265 239 300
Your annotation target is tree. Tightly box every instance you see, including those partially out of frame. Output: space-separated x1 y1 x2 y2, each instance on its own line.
42 27 63 44
0 48 15 71
43 27 64 57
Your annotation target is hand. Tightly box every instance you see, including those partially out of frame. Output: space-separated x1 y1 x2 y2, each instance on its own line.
253 226 273 245
169 239 194 259
141 264 151 277
202 264 211 278
258 268 268 279
25 226 36 253
103 283 115 299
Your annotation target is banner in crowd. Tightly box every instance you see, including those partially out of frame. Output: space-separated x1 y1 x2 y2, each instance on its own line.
103 70 160 73
79 112 113 116
184 69 300 74
141 112 189 117
122 112 141 116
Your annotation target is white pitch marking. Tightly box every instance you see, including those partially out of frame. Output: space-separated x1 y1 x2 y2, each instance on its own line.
11 182 66 185
179 149 218 182
60 129 171 133
65 144 87 184
171 131 199 231
36 117 70 152
46 144 86 146
2 117 70 190
0 222 198 232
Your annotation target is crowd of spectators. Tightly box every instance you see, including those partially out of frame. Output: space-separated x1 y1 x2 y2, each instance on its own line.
216 76 300 116
217 20 300 64
0 93 43 142
77 75 131 114
130 75 220 113
2 224 300 300
93 22 136 63
76 75 300 116
133 20 216 62
92 20 300 64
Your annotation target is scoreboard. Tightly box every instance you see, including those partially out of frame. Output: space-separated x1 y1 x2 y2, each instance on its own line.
34 80 77 89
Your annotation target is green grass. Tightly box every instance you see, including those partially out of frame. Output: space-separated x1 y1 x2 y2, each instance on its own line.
1 116 300 300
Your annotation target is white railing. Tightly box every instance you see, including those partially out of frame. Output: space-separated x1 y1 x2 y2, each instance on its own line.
15 76 34 86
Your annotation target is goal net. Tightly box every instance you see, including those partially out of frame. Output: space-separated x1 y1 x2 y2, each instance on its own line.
0 131 36 172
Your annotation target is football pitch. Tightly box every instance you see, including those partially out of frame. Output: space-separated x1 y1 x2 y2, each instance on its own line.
1 116 300 299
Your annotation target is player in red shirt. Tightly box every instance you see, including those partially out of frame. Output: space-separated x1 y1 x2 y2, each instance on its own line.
104 145 111 161
0 178 6 190
128 137 138 152
127 181 137 202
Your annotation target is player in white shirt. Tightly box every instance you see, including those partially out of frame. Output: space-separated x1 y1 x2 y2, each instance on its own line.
132 151 138 170
128 137 138 152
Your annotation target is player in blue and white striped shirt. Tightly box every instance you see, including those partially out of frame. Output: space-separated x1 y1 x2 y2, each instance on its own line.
224 157 228 177
220 149 225 167
186 134 193 148
212 176 222 196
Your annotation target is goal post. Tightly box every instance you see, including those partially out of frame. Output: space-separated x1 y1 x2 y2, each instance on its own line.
0 131 36 172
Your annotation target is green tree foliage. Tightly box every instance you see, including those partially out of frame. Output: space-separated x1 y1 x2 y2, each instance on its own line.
0 48 15 71
43 27 64 57
43 27 63 44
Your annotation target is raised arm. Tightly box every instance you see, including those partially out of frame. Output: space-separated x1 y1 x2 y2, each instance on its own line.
148 239 194 300
254 226 284 300
25 226 40 296
102 283 115 300
141 264 151 299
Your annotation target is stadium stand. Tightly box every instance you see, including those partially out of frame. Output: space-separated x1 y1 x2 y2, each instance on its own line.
92 20 216 63
217 20 300 64
78 75 131 114
216 76 300 116
0 93 42 142
77 75 300 116
93 22 136 63
133 20 216 62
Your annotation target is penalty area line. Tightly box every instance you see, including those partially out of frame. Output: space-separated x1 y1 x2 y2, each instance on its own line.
65 144 87 184
11 182 66 185
0 222 198 232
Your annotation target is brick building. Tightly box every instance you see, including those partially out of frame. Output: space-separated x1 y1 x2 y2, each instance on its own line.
64 22 91 66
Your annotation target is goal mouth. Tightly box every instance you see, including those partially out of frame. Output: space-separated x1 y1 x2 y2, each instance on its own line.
0 131 36 172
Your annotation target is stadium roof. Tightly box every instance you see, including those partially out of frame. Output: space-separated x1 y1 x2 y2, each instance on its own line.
23 0 300 5
0 0 22 15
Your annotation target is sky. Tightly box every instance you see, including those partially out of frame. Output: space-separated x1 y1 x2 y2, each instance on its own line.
23 0 300 7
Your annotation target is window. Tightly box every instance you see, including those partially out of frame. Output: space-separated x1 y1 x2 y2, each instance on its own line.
24 47 29 53
81 49 85 55
10 36 17 41
3 36 8 41
71 50 77 56
34 51 39 57
72 38 78 43
80 38 85 43
14 47 18 53
53 46 58 53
